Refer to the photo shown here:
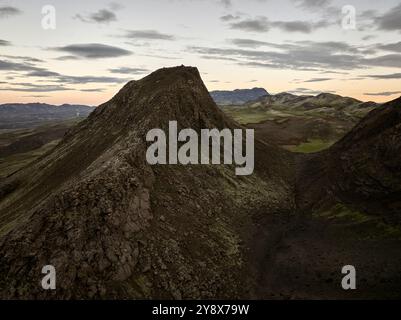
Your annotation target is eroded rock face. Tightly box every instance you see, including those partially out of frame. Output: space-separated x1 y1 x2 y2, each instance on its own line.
0 66 294 299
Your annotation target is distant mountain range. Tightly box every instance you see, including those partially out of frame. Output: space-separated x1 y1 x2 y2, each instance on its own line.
245 92 379 112
210 88 380 113
210 88 269 105
0 103 94 129
0 91 379 130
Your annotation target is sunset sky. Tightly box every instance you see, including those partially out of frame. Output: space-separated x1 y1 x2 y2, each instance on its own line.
1 0 401 105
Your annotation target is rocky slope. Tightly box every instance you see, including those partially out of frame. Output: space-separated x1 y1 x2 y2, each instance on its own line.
0 66 294 299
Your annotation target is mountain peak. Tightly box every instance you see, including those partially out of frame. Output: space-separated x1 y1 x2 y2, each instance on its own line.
85 65 234 135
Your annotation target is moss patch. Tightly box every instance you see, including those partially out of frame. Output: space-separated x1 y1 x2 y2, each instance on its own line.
284 139 334 153
314 203 401 240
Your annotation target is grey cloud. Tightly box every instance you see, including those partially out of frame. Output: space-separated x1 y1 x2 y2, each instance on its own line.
364 54 401 68
319 70 348 75
230 38 273 48
191 43 359 70
91 9 116 22
23 95 51 98
28 70 61 77
2 55 44 63
75 9 117 24
0 6 22 18
229 17 270 32
140 53 179 60
229 16 331 33
292 0 331 9
0 59 44 72
52 43 132 59
378 41 401 53
376 4 401 31
0 39 10 46
362 35 376 41
220 14 240 22
271 20 329 33
364 91 401 97
304 78 332 82
201 55 238 62
80 88 106 92
271 21 313 33
29 71 128 85
0 83 72 92
109 67 149 74
360 10 378 20
219 0 232 8
124 30 175 40
1 56 128 86
367 73 401 79
55 56 80 61
109 2 124 10
57 75 128 84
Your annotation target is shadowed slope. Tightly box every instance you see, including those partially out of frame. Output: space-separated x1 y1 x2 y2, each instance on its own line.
297 96 401 222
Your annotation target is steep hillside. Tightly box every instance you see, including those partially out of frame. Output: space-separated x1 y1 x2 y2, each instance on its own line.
297 96 401 223
0 66 294 299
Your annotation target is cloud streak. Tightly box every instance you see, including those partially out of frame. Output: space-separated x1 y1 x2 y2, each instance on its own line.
228 16 330 33
75 9 117 24
0 6 21 18
52 43 132 59
367 73 401 79
108 67 149 74
378 41 401 53
0 39 10 46
303 78 332 82
0 83 72 92
364 91 401 96
123 30 175 40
